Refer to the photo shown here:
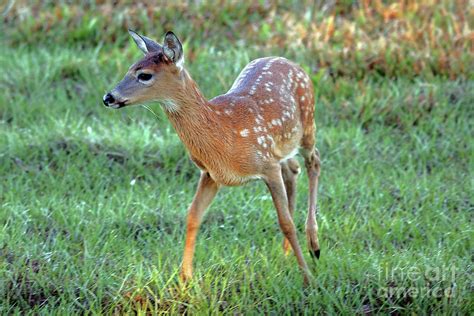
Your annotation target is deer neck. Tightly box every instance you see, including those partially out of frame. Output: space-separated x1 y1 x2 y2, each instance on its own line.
162 70 227 166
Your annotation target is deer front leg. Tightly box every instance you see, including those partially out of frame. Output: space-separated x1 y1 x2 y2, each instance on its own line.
180 171 219 282
264 164 312 285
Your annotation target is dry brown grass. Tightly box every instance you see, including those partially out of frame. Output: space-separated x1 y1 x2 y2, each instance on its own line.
3 0 472 79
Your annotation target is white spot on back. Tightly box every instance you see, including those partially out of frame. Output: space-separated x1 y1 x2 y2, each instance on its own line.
240 129 249 137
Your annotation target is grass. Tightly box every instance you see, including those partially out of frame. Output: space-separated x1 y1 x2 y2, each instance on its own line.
1 1 473 314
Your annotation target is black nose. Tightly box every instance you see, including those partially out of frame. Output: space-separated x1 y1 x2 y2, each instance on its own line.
103 93 115 106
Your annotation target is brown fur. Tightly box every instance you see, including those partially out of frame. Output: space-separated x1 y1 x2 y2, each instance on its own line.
107 47 321 285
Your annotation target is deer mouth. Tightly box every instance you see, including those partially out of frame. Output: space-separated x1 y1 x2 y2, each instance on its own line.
103 93 128 109
108 100 128 109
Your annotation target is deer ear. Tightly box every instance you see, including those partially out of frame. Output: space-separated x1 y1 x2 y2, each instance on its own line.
128 30 162 54
163 31 184 68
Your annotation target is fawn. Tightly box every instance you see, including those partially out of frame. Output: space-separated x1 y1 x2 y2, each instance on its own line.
103 31 321 285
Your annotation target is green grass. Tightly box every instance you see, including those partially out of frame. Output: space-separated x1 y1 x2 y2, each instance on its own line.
1 1 473 314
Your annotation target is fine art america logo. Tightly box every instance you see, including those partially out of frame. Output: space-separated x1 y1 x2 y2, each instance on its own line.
378 264 457 299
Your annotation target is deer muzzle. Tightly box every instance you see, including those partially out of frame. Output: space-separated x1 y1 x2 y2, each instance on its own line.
102 92 127 109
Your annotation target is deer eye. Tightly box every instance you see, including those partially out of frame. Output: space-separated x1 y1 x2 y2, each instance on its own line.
138 73 153 81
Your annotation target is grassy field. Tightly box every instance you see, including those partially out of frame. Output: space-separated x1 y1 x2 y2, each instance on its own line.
1 1 473 314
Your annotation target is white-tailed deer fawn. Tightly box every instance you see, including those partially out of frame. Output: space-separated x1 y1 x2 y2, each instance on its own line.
103 31 321 285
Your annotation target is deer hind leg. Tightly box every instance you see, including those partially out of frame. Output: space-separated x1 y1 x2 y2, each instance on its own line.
300 147 321 259
281 157 300 255
180 171 219 282
264 164 312 285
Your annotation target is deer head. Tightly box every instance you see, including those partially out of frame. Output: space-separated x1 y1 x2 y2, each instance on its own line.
103 30 184 110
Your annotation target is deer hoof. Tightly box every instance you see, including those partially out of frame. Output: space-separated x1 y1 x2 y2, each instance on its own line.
309 249 320 260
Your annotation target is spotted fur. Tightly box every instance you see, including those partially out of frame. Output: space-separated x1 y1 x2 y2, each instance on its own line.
104 32 321 285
